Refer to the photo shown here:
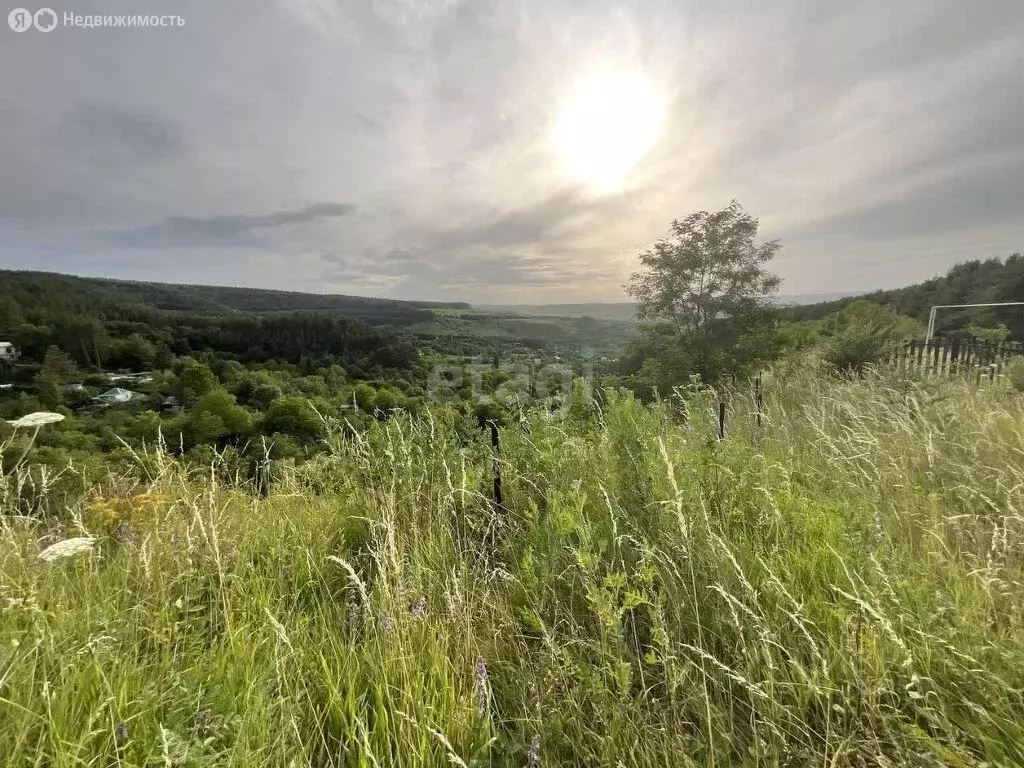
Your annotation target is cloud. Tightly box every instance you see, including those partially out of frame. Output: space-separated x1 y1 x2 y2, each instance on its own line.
1 0 1022 300
99 203 356 249
60 103 184 166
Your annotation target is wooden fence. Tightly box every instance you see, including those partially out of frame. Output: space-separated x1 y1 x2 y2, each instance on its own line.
890 339 1023 380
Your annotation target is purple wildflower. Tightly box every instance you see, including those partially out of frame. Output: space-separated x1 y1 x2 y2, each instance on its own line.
114 721 128 747
475 657 489 715
114 521 132 544
194 709 212 732
410 595 426 619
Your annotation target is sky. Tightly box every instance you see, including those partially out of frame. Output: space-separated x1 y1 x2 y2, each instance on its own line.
1 0 1022 303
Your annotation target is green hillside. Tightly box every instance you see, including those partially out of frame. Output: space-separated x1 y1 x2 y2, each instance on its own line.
0 270 469 328
785 255 1024 337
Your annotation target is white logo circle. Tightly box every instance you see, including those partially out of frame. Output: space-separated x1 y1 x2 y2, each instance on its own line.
33 7 57 31
8 7 33 31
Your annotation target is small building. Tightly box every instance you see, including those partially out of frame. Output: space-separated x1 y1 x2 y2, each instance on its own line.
108 372 153 384
92 387 142 407
160 395 184 413
0 342 19 362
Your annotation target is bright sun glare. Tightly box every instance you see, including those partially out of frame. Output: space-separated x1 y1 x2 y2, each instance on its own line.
554 71 663 192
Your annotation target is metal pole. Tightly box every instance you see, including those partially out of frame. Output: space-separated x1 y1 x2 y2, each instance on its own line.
925 302 1024 344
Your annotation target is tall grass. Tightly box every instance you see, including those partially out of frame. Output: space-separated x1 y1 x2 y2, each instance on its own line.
2 367 1023 766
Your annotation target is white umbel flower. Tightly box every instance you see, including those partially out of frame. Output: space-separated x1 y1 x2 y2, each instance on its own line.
8 412 65 429
38 537 96 562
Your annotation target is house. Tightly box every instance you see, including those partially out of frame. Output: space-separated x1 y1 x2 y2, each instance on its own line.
108 372 154 385
160 395 184 413
0 342 19 362
91 387 142 407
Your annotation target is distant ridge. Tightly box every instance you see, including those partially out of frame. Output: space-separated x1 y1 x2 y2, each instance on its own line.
783 255 1023 338
0 269 470 327
478 293 857 322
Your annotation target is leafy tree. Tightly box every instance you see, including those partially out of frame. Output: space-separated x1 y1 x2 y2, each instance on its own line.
967 324 1010 343
107 334 156 371
41 345 79 382
625 201 781 386
182 389 253 448
152 341 174 371
0 296 24 336
59 316 109 368
174 359 218 406
11 323 56 360
212 359 245 384
34 373 63 408
125 411 164 445
234 372 283 410
785 254 1024 339
259 397 325 444
1007 357 1024 392
32 345 78 408
372 386 403 413
353 383 376 412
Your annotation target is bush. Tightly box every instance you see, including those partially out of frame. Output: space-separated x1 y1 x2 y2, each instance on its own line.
259 397 325 444
820 301 918 373
1008 356 1024 391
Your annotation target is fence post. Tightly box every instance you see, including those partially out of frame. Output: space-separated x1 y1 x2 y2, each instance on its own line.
755 374 763 428
487 420 503 511
718 402 726 441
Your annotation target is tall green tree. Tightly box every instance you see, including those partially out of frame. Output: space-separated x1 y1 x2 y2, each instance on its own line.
181 389 253 449
259 397 325 444
107 334 156 371
625 201 781 387
174 359 218 406
59 316 110 369
41 345 79 382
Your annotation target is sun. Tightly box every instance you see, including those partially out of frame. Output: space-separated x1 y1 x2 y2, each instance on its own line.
553 71 663 191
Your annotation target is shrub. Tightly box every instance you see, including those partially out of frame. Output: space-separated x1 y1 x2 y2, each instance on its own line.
1008 356 1024 391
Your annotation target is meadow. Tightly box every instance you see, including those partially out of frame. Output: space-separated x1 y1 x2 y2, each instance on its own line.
2 361 1023 767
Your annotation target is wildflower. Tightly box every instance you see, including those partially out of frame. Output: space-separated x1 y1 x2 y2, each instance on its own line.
114 721 128 747
872 509 884 549
379 612 393 636
114 521 132 544
410 595 426 619
475 657 489 715
194 709 212 732
38 537 96 562
7 411 64 429
526 734 541 768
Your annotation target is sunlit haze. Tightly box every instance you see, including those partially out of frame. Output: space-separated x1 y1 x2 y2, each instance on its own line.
1 0 1022 302
554 72 663 191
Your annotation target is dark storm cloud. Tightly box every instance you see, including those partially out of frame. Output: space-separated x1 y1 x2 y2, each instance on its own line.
100 203 356 248
1 0 1022 300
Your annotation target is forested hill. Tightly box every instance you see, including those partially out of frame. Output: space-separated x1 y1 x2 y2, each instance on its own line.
0 270 427 371
0 270 469 328
784 255 1024 336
